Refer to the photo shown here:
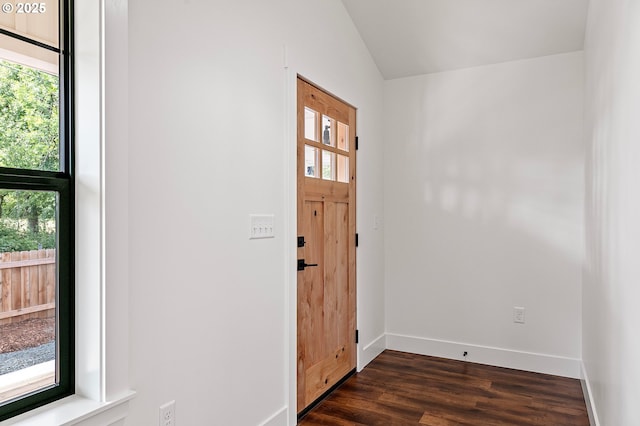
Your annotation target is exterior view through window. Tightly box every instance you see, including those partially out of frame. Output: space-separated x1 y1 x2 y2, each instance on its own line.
0 0 73 420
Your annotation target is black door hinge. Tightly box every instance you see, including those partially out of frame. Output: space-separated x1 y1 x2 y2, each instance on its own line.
355 329 359 344
355 233 359 247
355 136 359 150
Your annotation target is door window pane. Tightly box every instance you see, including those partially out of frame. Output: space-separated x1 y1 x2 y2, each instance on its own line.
322 115 336 147
337 121 349 152
322 150 335 181
0 190 58 405
337 154 349 183
305 145 318 178
304 107 318 142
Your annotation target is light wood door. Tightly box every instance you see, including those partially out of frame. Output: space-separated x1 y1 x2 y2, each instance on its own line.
297 78 356 414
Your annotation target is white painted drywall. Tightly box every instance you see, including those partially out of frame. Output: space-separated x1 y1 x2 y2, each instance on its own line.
104 0 130 400
127 1 384 425
583 0 640 424
383 52 584 370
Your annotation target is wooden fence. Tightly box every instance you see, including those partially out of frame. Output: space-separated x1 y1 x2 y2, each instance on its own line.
0 249 56 325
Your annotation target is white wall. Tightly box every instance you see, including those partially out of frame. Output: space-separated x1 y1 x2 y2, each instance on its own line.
127 1 384 425
105 0 130 401
383 52 584 376
583 0 640 424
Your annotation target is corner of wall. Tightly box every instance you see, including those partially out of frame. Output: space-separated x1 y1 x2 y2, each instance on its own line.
580 362 600 426
358 333 386 371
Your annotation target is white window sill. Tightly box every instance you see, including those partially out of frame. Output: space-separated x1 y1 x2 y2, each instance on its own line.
2 391 135 426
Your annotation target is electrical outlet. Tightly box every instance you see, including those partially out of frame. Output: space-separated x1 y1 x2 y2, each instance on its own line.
374 215 382 230
514 306 525 324
159 400 175 426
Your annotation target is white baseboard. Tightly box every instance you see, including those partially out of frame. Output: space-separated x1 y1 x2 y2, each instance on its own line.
580 363 600 426
259 406 287 426
358 333 386 371
386 333 581 379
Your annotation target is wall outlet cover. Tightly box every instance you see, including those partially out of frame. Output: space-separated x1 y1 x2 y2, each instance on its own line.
159 400 175 426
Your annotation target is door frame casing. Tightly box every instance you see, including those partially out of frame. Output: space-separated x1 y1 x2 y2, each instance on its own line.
284 70 359 426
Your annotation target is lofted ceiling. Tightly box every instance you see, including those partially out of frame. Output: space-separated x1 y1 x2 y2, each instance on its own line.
341 0 589 79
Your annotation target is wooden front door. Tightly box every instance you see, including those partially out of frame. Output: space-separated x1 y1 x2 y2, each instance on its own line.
296 78 357 414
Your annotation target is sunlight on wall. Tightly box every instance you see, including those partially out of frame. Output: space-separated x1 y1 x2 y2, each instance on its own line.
422 156 583 262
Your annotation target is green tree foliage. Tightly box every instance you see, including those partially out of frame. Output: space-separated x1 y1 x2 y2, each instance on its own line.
0 60 58 252
0 60 59 170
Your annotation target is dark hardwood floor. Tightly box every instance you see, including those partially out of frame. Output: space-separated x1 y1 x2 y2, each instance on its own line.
298 350 589 426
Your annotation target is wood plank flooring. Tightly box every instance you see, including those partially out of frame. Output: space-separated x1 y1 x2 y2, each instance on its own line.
298 350 589 426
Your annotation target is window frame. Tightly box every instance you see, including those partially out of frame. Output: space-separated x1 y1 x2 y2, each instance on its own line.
0 0 75 420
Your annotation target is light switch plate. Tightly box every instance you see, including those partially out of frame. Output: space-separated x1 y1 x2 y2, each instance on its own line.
249 214 275 239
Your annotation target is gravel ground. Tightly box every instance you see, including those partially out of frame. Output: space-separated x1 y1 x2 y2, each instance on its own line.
0 341 55 375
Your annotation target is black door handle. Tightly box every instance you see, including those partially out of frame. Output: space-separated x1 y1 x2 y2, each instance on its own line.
297 259 318 271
